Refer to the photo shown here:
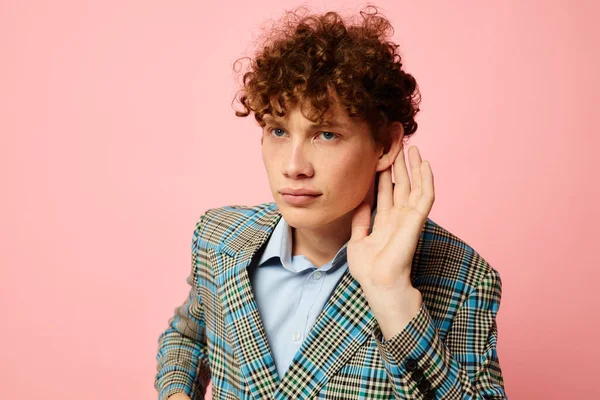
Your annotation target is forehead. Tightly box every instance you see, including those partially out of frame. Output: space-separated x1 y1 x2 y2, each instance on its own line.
263 114 351 130
263 100 360 129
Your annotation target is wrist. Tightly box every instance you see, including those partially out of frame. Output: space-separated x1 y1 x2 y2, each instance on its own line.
364 285 421 314
366 287 423 341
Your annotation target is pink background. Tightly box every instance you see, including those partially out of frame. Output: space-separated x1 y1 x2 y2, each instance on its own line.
1 1 598 398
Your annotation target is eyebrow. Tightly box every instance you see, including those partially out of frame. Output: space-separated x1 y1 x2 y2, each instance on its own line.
263 116 348 129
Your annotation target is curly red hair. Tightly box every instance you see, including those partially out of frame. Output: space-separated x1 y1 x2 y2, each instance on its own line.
232 5 421 150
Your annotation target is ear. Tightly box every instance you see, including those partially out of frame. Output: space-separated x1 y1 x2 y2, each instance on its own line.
375 122 404 172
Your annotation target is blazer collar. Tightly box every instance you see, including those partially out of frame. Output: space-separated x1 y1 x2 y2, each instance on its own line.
213 202 379 400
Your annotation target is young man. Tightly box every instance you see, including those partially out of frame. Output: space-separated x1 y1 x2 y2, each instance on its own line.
155 6 506 400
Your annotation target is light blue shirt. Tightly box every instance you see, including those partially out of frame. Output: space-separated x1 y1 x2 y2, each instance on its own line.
247 207 377 380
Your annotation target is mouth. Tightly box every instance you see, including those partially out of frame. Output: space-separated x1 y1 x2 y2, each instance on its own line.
280 193 321 206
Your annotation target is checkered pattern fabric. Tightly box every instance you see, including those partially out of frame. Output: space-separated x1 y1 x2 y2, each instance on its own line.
155 202 506 399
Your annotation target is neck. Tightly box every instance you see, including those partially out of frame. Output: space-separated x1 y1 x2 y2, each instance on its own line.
290 177 376 268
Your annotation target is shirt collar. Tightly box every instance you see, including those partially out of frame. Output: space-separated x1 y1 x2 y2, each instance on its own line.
257 206 378 270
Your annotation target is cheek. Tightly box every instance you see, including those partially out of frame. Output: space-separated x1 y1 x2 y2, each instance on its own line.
261 147 281 180
327 154 373 191
261 142 274 165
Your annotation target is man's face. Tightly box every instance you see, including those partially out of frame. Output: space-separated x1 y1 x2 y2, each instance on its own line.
261 100 382 230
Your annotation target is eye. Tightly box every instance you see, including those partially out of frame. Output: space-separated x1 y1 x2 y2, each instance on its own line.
318 131 338 141
264 126 338 141
267 127 286 137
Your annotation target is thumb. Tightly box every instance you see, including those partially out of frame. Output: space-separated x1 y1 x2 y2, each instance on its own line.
350 201 371 242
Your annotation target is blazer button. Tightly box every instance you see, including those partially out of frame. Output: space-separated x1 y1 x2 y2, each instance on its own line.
405 358 418 371
424 390 436 399
411 368 424 383
418 379 431 393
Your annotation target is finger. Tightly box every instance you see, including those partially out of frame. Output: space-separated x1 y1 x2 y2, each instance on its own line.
393 147 410 207
350 201 372 241
377 165 394 210
407 146 423 209
416 160 435 216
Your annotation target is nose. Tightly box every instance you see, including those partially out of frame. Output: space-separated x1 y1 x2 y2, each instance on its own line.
283 141 314 178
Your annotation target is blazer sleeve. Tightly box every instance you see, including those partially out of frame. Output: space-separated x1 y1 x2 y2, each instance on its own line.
371 268 507 399
154 213 212 400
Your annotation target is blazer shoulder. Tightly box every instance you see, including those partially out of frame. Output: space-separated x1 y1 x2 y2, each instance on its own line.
194 201 276 246
418 217 501 297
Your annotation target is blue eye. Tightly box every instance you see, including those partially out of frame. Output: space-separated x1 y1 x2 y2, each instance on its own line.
266 126 338 141
320 131 336 140
270 128 286 137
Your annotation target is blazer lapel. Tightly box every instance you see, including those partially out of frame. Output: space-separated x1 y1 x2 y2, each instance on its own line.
213 203 387 400
273 267 376 399
214 204 282 400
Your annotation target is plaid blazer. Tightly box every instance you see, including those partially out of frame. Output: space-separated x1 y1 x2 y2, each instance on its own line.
155 202 506 399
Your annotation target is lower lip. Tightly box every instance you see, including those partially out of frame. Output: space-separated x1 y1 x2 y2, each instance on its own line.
281 194 321 205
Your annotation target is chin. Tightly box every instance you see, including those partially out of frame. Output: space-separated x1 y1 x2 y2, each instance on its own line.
276 201 341 230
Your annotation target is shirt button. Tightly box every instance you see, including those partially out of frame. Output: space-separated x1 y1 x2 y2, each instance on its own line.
313 271 323 280
293 332 301 341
